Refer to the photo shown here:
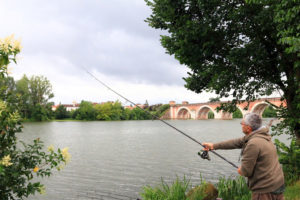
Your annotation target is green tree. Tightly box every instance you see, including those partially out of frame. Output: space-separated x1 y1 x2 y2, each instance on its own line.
262 105 277 118
209 97 220 103
94 102 113 121
111 101 124 120
232 109 243 119
31 104 48 121
145 0 300 139
122 108 131 120
208 111 214 119
55 105 70 119
15 75 54 121
74 101 96 120
153 104 170 118
130 107 151 120
15 75 30 119
144 100 149 109
28 75 54 107
94 101 124 121
0 35 70 199
275 139 300 185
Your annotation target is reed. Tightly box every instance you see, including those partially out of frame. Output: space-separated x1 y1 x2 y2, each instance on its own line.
140 176 191 200
216 176 251 200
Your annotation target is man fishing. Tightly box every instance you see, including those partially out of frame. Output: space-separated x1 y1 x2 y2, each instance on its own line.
203 113 285 200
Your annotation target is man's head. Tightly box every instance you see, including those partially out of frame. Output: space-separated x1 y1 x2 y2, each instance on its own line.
240 113 262 134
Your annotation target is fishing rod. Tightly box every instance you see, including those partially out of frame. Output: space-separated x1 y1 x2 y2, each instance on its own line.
82 66 239 169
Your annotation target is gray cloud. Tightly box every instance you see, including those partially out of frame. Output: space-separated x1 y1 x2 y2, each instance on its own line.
1 0 187 85
1 0 212 104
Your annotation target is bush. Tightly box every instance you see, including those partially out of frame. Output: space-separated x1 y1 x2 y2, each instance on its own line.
275 139 300 185
262 106 277 118
232 109 243 118
0 35 70 199
208 111 214 119
55 105 70 119
186 182 218 200
141 177 190 200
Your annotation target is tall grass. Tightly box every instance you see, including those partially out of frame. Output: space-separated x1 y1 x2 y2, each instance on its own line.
140 175 298 200
284 180 300 200
141 177 190 200
217 176 251 200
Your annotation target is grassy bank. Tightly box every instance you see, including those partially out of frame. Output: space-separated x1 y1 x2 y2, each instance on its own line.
140 176 300 200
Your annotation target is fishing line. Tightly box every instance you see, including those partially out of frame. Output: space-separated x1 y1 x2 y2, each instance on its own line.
82 66 239 169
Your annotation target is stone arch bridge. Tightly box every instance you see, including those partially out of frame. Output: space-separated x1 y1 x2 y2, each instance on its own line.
169 97 285 120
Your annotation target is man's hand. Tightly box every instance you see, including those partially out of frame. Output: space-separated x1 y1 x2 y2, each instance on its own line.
238 167 243 176
203 143 214 151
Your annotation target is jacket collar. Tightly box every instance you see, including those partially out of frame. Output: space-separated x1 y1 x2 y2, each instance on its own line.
244 126 271 143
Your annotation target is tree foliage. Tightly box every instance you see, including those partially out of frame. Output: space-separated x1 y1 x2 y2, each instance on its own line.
0 35 70 199
208 97 220 103
233 109 243 118
275 138 300 185
145 0 300 139
72 101 96 120
16 75 54 121
70 101 169 121
262 105 277 118
54 105 70 119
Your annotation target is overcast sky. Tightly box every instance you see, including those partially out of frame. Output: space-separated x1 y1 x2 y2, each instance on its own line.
0 0 219 105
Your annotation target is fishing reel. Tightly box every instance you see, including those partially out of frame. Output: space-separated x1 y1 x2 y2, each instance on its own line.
198 150 211 161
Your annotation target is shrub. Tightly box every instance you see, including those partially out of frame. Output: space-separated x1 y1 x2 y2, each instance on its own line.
275 139 300 185
0 35 70 199
141 177 190 200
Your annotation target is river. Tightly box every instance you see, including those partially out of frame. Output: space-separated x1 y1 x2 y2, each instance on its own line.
20 119 285 200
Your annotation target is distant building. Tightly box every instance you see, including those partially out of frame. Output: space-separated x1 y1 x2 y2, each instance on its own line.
52 103 80 111
124 104 146 110
52 101 114 112
52 101 150 112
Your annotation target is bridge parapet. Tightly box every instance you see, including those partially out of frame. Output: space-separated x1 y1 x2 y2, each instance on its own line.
169 97 285 120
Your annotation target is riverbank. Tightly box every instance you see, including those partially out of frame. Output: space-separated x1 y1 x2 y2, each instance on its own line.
26 116 276 123
52 118 83 122
140 176 300 200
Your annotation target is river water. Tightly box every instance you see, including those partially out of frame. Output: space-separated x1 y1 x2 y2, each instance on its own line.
20 119 285 200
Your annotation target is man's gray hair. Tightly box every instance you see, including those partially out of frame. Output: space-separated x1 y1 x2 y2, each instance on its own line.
244 113 262 131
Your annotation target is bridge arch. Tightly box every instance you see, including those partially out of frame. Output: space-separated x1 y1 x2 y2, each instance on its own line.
236 105 249 118
221 111 233 119
176 107 192 119
251 102 269 117
196 105 216 119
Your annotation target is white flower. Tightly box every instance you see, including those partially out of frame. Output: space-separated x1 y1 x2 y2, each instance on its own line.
47 144 54 152
61 147 71 163
0 155 13 167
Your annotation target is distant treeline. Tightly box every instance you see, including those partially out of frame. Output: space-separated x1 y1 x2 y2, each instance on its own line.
0 74 170 121
1 74 276 121
55 101 170 121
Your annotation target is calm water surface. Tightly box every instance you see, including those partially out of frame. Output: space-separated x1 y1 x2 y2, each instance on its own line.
20 119 284 200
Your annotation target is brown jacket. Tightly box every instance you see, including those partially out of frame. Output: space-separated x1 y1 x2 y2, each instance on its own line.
213 127 284 193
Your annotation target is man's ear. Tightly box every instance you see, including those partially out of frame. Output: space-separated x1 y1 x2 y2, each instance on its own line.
247 126 252 133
